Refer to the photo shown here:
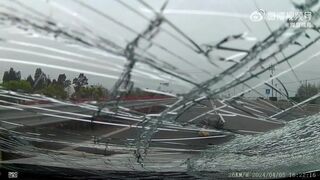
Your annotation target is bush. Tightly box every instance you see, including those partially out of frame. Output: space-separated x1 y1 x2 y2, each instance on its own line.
2 80 32 93
72 85 106 100
41 84 67 100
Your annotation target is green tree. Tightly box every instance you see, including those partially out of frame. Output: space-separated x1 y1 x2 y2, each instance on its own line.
57 73 66 87
73 73 88 92
33 68 47 90
26 75 34 86
2 68 21 82
2 71 9 82
57 73 71 88
52 79 57 85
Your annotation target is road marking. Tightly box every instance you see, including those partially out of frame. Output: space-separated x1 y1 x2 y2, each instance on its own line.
0 104 24 111
26 132 41 136
128 135 227 142
219 109 284 124
0 120 24 127
237 129 263 134
187 104 227 123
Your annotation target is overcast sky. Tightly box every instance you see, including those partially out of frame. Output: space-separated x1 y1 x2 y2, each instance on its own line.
0 0 320 97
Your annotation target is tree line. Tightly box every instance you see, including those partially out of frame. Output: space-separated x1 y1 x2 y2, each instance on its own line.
0 67 162 101
4 67 316 103
294 82 320 103
1 67 107 100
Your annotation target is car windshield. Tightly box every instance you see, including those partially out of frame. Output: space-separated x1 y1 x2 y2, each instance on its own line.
1 0 320 179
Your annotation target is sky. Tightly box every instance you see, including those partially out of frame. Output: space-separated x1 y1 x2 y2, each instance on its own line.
0 0 320 97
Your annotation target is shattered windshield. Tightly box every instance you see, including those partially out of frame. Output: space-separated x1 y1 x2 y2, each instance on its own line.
1 0 320 179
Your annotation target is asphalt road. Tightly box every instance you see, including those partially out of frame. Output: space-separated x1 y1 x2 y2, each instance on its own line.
0 97 297 175
0 97 286 153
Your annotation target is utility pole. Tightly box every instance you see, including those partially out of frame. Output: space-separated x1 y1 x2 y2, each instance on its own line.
269 65 275 98
305 80 308 98
275 83 278 99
